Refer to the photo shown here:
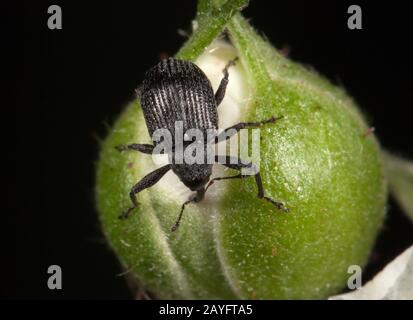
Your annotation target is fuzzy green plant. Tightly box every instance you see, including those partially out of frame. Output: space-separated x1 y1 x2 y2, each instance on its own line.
96 0 389 299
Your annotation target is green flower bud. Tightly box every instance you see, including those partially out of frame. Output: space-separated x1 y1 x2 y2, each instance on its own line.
95 7 386 299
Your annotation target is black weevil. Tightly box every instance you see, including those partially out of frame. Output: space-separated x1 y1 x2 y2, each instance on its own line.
116 57 289 231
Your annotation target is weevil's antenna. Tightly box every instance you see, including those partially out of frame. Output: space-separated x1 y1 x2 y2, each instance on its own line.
171 188 205 231
171 199 193 232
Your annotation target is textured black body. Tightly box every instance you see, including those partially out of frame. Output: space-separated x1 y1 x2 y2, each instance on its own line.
116 57 288 230
140 58 218 140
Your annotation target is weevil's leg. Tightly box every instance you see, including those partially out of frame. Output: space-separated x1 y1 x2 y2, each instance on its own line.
115 143 154 154
214 58 238 107
214 155 289 212
119 164 171 219
211 116 283 144
134 85 142 99
171 189 205 232
205 173 243 193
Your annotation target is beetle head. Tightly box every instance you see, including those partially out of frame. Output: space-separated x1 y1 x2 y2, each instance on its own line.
172 163 212 191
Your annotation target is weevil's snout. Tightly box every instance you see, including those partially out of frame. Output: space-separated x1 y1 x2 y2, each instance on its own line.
184 176 210 191
172 164 212 191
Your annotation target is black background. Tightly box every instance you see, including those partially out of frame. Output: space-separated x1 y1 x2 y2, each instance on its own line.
3 0 413 299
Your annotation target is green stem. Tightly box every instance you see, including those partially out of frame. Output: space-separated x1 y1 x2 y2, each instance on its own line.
176 0 249 61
